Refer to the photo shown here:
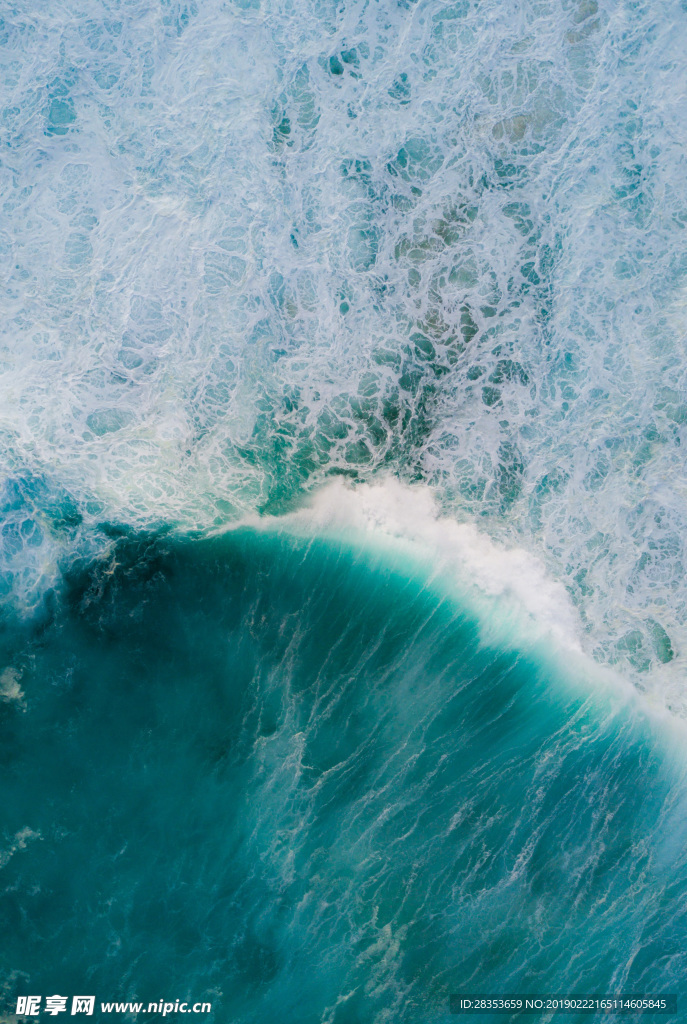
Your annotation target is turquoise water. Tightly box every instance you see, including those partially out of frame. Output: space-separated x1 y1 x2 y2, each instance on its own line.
2 0 687 1018
2 527 687 1020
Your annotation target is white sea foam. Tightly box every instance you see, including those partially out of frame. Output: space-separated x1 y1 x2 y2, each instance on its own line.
268 479 687 733
0 827 40 870
279 478 583 652
1 0 686 689
0 668 25 709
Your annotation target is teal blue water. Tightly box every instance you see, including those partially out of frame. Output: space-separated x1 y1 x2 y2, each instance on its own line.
2 528 686 1021
3 0 687 1016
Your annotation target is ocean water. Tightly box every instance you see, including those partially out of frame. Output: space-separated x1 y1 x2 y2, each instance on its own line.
2 0 687 1019
2 521 687 1023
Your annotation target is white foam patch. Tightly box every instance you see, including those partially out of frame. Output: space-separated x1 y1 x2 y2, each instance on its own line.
262 479 687 738
278 478 583 652
2 0 686 687
0 667 25 709
0 827 40 870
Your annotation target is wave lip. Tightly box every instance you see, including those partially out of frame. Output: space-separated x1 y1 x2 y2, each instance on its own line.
243 478 687 731
273 478 583 650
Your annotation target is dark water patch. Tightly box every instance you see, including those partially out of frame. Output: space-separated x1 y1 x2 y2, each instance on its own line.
0 530 686 1022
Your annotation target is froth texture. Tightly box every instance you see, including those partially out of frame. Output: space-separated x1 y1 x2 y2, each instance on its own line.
1 0 686 684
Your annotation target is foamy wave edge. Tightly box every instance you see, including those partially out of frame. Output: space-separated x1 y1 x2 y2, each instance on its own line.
219 478 686 737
